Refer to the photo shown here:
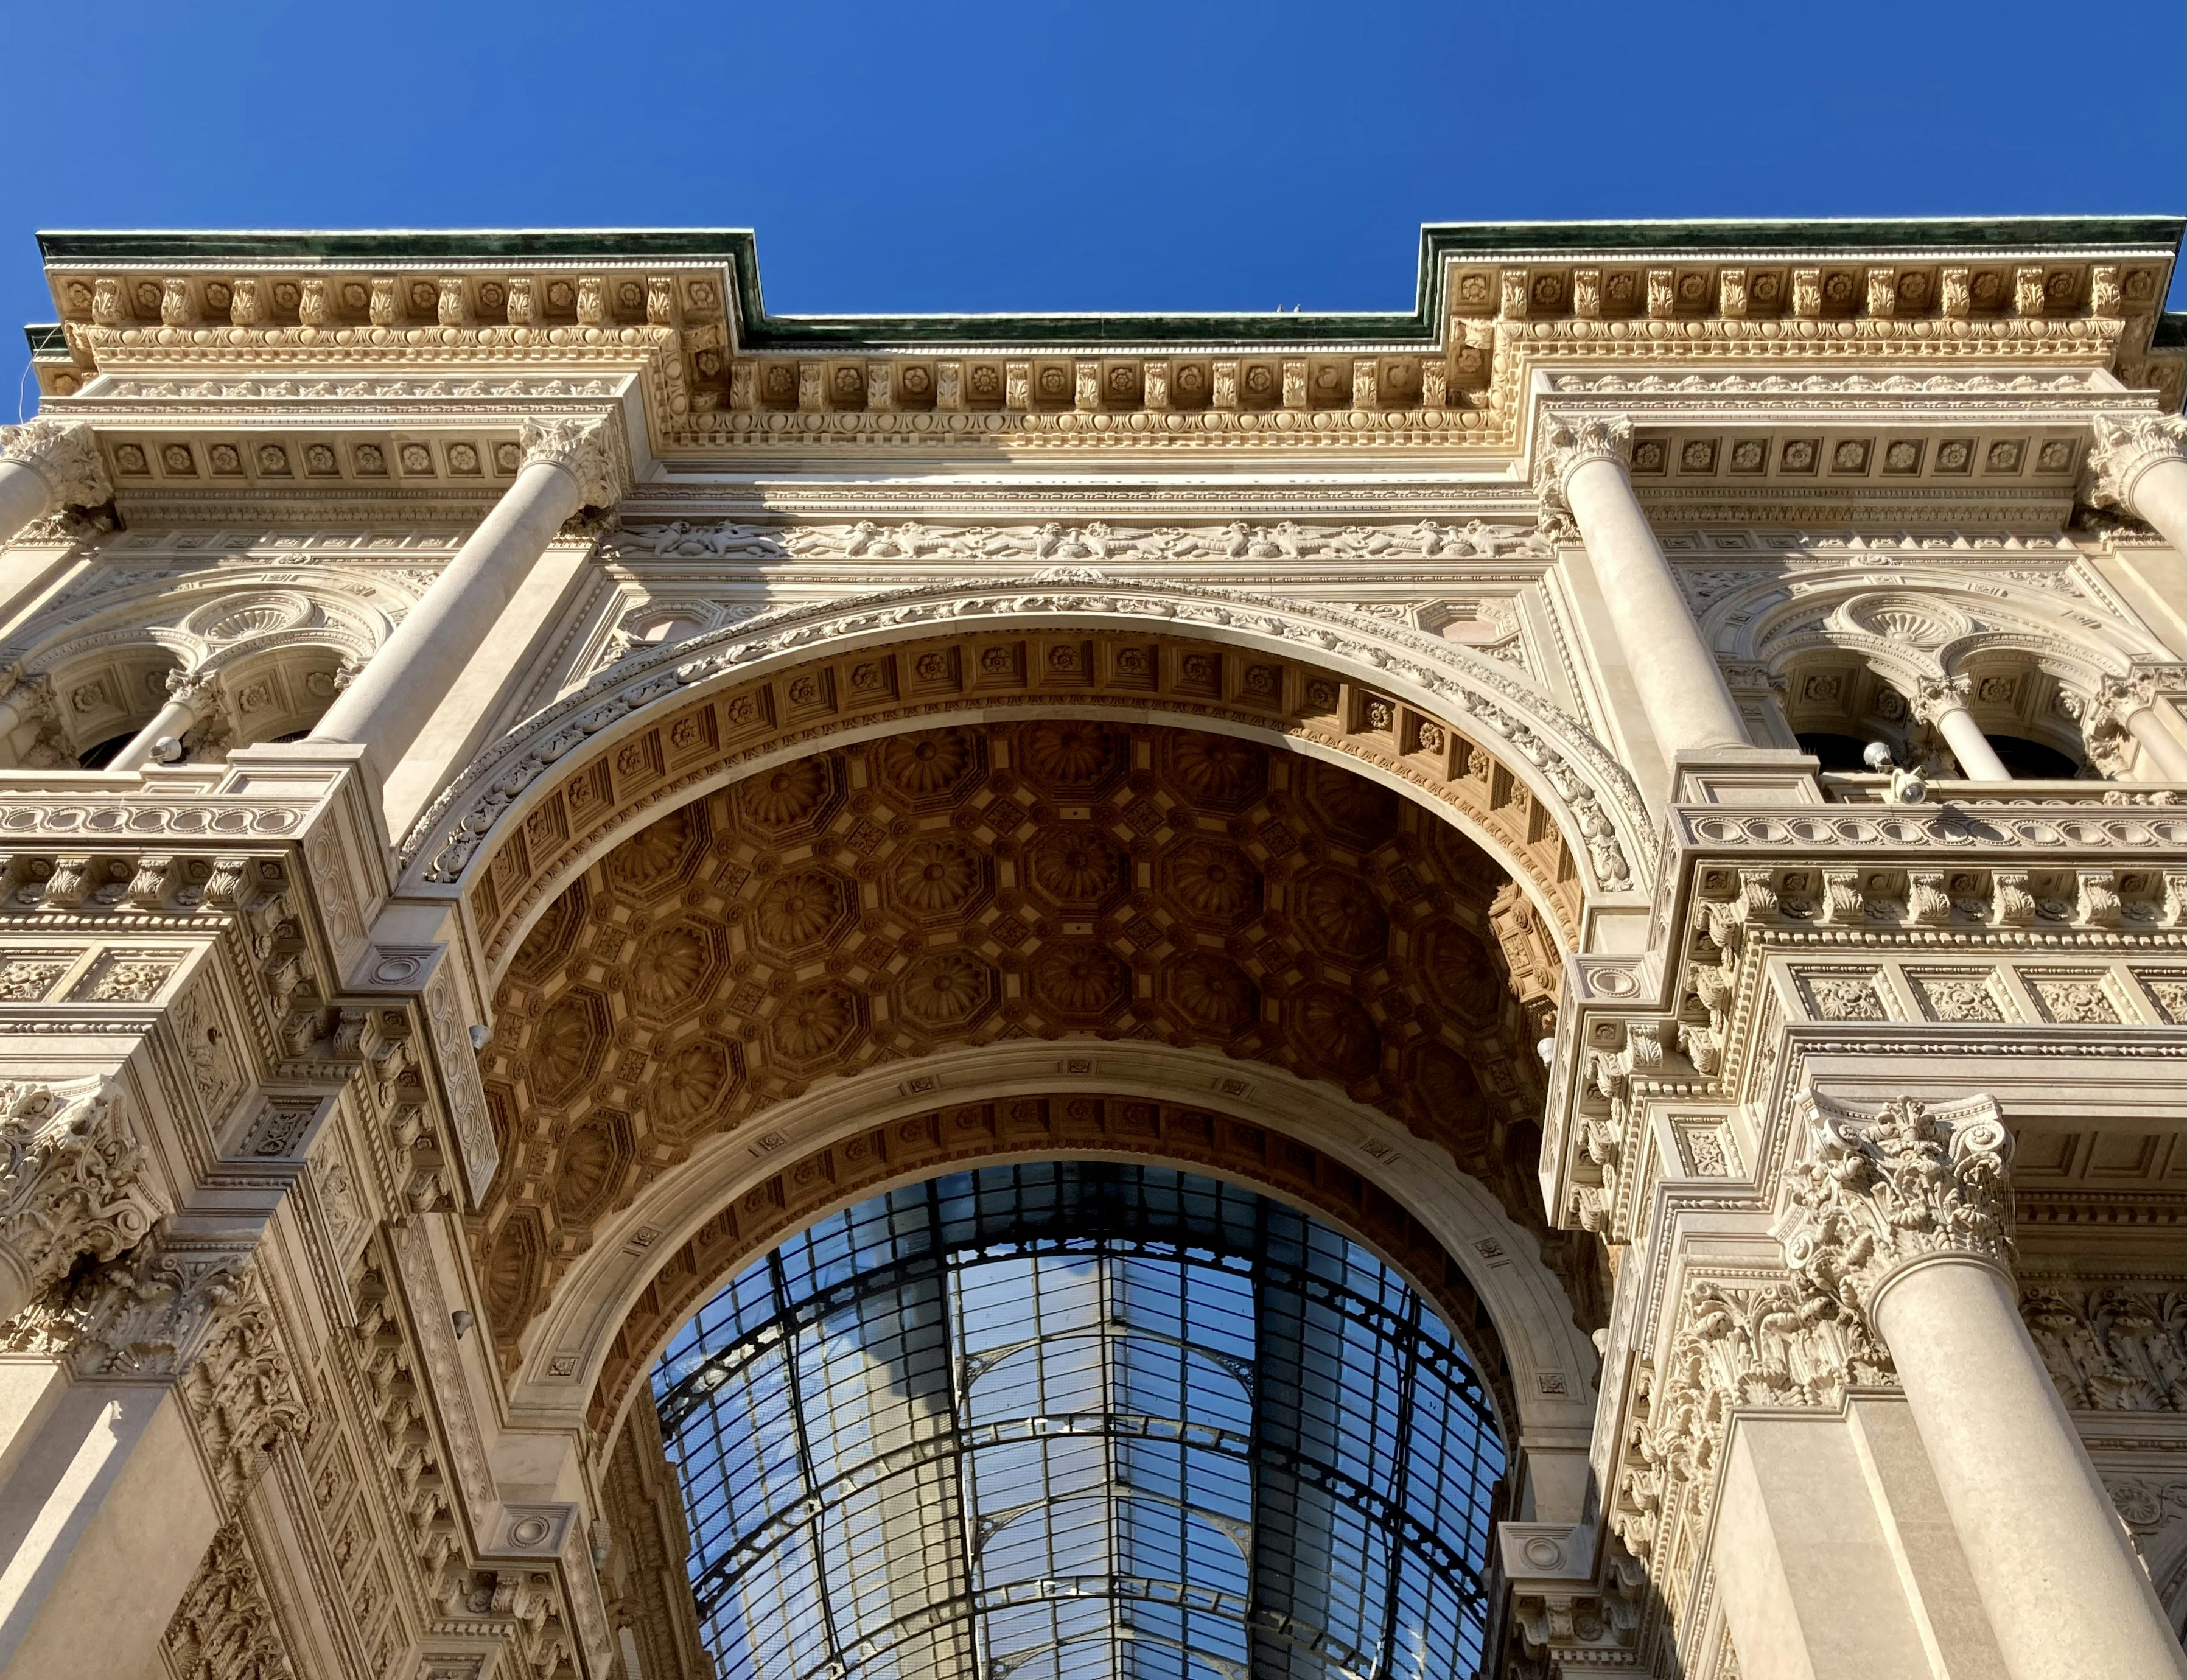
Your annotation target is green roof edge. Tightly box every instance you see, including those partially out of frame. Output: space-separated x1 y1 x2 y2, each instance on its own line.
27 217 2186 352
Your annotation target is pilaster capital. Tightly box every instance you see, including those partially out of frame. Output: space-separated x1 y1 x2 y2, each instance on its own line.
1533 414 1634 514
178 1262 309 1510
519 416 623 511
0 417 112 510
7 1230 242 1377
0 1079 163 1320
2085 411 2187 513
1777 1093 2015 1327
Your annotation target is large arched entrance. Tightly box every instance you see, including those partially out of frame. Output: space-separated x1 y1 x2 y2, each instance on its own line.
469 719 1602 1398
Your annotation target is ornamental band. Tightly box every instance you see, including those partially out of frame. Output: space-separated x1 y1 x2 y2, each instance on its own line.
0 219 2178 1680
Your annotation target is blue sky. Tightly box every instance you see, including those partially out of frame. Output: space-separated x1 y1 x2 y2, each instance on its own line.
7 0 2183 416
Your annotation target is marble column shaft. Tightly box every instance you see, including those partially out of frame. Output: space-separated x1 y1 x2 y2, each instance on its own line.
1547 419 1749 761
310 418 615 783
1927 698 2014 782
1873 1255 2185 1680
2091 413 2187 556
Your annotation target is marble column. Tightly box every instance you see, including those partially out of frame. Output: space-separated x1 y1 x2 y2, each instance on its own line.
1781 1094 2185 1680
0 421 110 548
2091 672 2187 781
0 1236 301 1680
1538 416 1749 760
1912 677 2012 782
105 674 217 772
310 416 620 783
2088 412 2187 556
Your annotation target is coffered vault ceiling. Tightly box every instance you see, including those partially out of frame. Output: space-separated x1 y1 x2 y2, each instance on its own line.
475 722 1584 1370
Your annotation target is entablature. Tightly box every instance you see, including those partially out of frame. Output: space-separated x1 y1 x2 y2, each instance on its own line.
25 218 2181 474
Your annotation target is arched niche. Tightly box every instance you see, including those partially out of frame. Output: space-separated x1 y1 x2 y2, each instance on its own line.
0 564 411 765
401 579 1651 979
478 720 1606 1453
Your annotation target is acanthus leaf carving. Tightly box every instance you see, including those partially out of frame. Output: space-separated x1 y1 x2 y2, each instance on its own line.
1777 1093 2015 1329
181 1268 309 1513
0 1077 164 1321
1533 414 1634 516
161 1520 296 1680
2084 411 2187 514
517 416 621 512
0 416 113 509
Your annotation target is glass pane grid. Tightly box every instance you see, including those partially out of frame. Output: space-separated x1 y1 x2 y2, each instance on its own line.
654 1164 1506 1680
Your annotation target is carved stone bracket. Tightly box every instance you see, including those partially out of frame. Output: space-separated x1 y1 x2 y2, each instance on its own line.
1777 1093 2015 1330
0 416 113 510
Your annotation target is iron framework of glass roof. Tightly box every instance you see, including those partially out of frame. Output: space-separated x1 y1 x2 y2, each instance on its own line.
651 1163 1508 1680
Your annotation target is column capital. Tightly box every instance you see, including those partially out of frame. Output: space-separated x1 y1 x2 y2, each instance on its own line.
1533 413 1634 513
1908 672 1972 727
0 1077 163 1321
0 416 112 509
2094 668 2161 719
2085 411 2187 514
1778 1093 2015 1326
519 415 623 511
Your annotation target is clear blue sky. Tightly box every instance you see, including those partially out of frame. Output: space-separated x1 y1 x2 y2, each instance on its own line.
8 0 2183 417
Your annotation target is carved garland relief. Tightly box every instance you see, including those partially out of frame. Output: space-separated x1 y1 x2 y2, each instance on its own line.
477 721 1584 1372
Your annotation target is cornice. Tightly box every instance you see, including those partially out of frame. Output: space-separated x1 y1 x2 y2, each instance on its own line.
26 217 2180 462
32 215 2181 350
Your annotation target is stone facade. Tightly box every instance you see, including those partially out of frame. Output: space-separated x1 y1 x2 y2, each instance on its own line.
0 217 2177 1679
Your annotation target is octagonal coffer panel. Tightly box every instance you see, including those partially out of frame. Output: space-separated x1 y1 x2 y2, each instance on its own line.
478 721 1562 1357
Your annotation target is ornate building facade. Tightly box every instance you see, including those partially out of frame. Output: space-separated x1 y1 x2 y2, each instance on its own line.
0 216 2180 1680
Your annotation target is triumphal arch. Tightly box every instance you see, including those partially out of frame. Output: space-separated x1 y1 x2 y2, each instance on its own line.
0 217 2180 1680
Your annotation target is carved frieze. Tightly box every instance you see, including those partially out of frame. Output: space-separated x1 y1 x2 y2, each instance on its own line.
161 1521 296 1680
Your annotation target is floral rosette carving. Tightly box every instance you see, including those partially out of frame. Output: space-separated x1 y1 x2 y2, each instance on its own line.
1777 1093 2015 1325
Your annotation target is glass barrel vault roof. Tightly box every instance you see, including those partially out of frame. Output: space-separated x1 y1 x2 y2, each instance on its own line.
651 1163 1507 1680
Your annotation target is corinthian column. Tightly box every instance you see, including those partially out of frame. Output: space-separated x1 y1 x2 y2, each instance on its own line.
310 417 621 783
1780 1094 2184 1680
1910 676 2013 782
105 673 220 773
2088 412 2187 555
0 420 110 547
1536 416 1748 761
0 1080 161 1324
2085 671 2187 781
0 1234 303 1680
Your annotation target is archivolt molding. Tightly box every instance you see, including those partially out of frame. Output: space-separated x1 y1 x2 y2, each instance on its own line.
497 1038 1600 1458
404 575 1651 961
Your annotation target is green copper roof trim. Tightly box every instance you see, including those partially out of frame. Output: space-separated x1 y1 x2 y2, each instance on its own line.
30 217 2183 352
